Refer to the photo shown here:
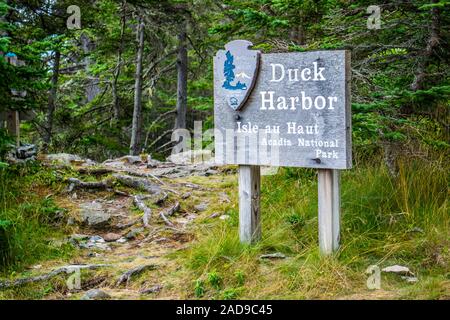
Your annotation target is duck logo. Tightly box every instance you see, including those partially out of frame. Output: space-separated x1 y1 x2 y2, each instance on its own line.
214 40 260 111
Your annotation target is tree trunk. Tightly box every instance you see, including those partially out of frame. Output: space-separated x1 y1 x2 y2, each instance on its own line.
174 21 188 130
411 0 441 91
43 50 61 152
129 16 145 155
112 1 127 121
81 33 100 103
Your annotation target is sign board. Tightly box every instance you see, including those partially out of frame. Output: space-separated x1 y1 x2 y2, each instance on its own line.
214 40 352 169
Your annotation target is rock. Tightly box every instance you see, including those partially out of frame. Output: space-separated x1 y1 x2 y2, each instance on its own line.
125 227 144 240
103 232 122 242
16 144 37 159
69 234 90 245
219 192 231 203
205 169 219 176
147 158 162 168
259 252 287 260
181 192 192 199
116 237 127 243
209 212 220 219
167 150 213 165
408 227 424 233
80 201 111 228
219 215 230 220
81 289 111 300
118 155 142 164
194 202 209 212
382 265 413 276
80 236 111 251
45 153 95 166
402 276 419 283
89 235 105 242
140 285 162 294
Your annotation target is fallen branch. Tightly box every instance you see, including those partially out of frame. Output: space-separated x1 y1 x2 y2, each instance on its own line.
165 202 180 216
113 174 161 194
154 192 168 205
116 264 158 287
0 264 110 289
66 178 112 193
123 170 165 185
133 195 152 227
158 202 180 226
76 167 115 175
159 210 174 227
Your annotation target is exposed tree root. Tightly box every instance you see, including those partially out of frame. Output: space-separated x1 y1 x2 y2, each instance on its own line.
133 195 152 227
0 264 110 289
116 264 158 287
67 178 112 192
113 174 161 194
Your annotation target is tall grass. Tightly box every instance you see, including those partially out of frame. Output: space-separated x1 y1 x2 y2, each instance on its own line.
0 163 73 273
178 157 449 299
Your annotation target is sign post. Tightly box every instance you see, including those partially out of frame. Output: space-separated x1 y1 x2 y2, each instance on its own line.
239 165 261 244
214 40 351 254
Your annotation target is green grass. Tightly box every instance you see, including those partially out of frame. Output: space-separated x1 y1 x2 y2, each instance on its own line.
0 163 75 274
177 157 449 299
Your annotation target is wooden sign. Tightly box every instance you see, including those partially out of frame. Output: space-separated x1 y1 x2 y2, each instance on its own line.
214 42 351 169
213 40 352 254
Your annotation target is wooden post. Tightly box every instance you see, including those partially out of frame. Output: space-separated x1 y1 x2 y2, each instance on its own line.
318 169 340 255
239 165 261 244
6 111 20 147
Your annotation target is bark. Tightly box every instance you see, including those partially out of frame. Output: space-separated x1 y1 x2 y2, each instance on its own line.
81 33 100 103
116 264 158 287
174 20 188 130
411 0 441 91
112 1 127 120
43 50 61 152
130 16 145 155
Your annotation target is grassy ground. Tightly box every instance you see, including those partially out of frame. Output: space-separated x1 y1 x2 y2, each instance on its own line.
0 164 75 274
173 157 449 299
0 157 448 300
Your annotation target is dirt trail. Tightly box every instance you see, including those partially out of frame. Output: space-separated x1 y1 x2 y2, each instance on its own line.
4 153 233 300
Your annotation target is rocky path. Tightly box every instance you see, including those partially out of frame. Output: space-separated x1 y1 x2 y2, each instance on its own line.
2 153 234 300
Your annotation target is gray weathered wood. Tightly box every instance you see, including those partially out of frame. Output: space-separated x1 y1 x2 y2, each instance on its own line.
318 169 340 254
130 17 145 155
239 165 261 243
214 49 352 169
6 111 20 147
175 20 188 130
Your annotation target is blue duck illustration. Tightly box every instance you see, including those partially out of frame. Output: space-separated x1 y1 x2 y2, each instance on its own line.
222 51 247 91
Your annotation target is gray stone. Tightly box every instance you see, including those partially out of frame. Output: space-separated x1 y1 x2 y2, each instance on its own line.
118 155 142 164
219 214 230 220
402 276 419 283
125 227 144 240
382 265 413 276
181 192 192 199
214 46 352 169
103 232 122 242
194 202 209 212
80 202 111 228
116 237 127 243
45 153 96 166
167 150 214 165
81 289 111 300
140 285 162 294
259 252 287 259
